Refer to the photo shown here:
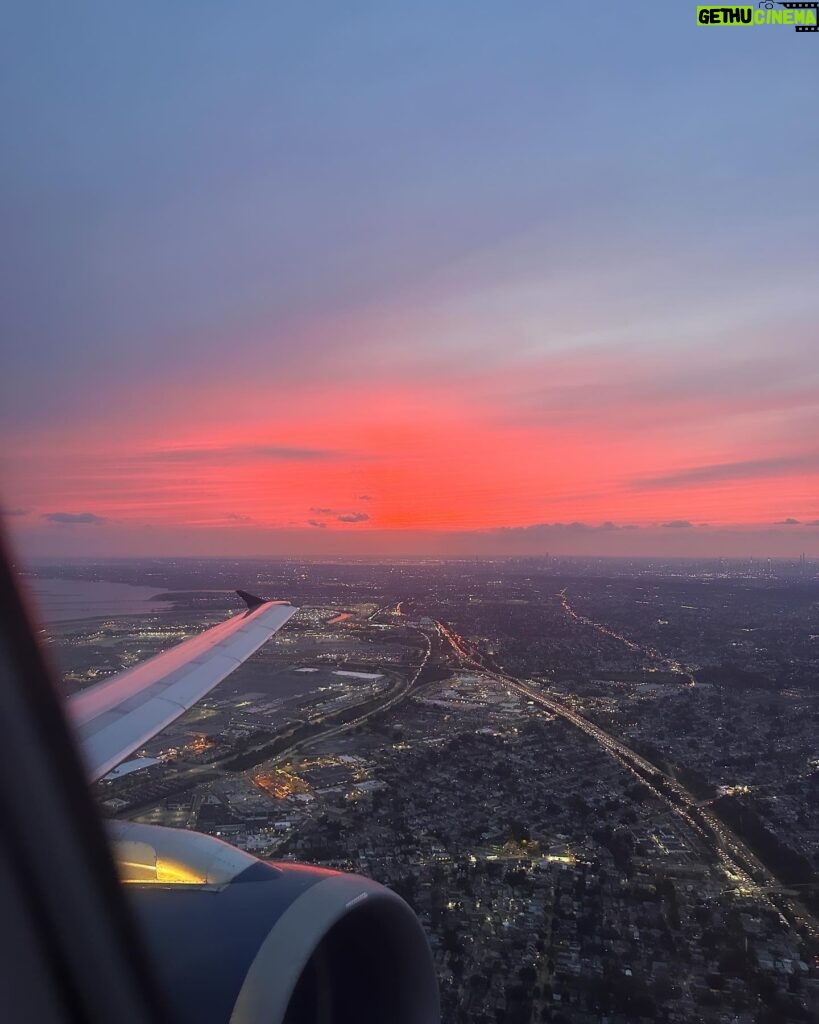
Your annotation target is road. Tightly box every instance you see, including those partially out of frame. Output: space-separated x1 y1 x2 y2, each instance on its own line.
248 628 433 769
127 631 434 812
435 618 819 943
558 589 696 684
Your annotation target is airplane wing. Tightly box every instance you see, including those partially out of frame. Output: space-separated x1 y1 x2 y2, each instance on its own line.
67 592 297 781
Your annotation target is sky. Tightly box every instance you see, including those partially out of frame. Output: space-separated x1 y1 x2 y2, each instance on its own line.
1 2 818 559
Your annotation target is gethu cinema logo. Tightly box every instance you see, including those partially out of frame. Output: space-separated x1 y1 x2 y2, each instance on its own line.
697 3 818 25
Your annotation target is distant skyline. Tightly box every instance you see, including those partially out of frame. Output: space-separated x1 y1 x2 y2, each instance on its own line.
2 3 818 558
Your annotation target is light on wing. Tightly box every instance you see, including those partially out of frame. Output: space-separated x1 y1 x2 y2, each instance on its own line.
68 598 297 781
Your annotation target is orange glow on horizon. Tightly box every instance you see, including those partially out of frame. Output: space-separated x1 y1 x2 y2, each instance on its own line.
3 349 818 554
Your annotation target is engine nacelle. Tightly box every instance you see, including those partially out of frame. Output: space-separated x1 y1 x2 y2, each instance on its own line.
110 822 440 1024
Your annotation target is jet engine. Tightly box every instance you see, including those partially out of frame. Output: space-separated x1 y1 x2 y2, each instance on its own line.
111 822 440 1024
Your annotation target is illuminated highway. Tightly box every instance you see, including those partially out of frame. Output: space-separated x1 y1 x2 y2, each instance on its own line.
435 619 819 942
558 589 696 684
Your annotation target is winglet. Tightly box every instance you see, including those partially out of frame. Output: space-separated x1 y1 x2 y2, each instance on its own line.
236 589 268 611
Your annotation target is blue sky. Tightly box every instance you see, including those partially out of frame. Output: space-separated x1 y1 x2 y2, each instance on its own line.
2 3 818 556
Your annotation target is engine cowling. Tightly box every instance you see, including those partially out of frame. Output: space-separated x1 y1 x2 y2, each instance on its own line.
110 822 440 1024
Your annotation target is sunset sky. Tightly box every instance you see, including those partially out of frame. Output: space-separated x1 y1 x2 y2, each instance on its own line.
2 3 818 558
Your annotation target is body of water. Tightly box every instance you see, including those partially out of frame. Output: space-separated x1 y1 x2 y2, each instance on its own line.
22 576 168 624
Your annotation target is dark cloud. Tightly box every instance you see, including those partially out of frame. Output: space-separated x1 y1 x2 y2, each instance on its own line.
309 506 337 515
143 444 344 463
337 511 369 523
307 519 327 529
775 517 800 525
1 506 30 517
495 520 642 536
495 521 616 536
224 512 254 523
357 494 374 501
660 519 693 528
632 453 819 491
43 511 106 525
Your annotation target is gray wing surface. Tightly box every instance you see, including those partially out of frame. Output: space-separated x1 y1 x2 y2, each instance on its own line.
68 598 297 781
